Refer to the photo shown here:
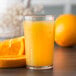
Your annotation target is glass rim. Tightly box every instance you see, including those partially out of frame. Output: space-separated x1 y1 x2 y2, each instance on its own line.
24 15 54 21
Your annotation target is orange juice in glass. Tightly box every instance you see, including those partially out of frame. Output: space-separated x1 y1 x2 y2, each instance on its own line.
23 15 54 70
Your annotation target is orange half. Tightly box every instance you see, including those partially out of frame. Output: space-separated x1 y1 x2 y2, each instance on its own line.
0 55 26 68
0 36 25 56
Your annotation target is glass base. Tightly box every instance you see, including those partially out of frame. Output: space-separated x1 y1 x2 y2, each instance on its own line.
27 65 53 70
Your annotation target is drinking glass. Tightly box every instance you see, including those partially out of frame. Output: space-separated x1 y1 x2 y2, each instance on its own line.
23 15 54 70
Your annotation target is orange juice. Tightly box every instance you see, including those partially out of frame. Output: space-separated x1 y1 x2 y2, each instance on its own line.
23 16 54 69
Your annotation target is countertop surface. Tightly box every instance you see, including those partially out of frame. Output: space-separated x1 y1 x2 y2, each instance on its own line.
0 45 76 76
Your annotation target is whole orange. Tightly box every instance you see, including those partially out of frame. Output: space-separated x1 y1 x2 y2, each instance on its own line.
55 14 76 47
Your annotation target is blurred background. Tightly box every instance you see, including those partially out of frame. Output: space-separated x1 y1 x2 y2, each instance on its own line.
0 0 76 39
31 0 76 18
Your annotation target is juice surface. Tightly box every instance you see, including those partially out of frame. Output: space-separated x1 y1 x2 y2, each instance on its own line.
23 21 54 66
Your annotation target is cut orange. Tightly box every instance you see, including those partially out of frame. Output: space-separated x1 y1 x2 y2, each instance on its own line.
0 55 26 68
0 36 25 56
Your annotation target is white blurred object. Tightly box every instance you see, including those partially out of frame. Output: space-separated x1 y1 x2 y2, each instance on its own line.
0 0 44 38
